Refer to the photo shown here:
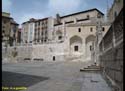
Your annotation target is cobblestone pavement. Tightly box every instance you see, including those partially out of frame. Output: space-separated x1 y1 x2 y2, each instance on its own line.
2 61 112 91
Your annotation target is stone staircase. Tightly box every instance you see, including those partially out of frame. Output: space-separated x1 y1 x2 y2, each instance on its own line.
80 63 102 72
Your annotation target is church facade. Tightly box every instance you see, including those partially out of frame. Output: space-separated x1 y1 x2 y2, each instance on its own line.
25 8 110 62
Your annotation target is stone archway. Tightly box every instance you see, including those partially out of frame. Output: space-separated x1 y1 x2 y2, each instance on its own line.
56 30 63 41
69 35 82 55
85 35 96 61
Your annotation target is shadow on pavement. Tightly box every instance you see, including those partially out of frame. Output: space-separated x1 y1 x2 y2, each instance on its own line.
2 71 49 91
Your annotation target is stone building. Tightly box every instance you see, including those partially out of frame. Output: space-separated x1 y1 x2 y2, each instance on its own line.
34 17 54 44
51 8 110 62
18 8 111 62
22 18 35 44
99 8 123 91
2 12 19 47
2 12 12 47
29 8 110 62
17 28 22 44
10 19 19 46
98 0 123 90
21 17 54 45
107 0 123 23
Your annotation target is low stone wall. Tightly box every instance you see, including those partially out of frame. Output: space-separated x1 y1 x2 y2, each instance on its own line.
2 46 33 63
32 43 68 61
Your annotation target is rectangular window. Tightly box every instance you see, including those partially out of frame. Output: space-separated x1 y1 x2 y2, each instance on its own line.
78 28 81 32
53 56 55 61
87 15 90 19
102 27 105 31
90 27 93 32
74 46 78 51
90 45 92 51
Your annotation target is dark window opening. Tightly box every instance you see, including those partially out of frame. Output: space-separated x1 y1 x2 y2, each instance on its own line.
65 21 74 24
53 56 55 61
102 27 105 31
77 18 89 22
97 13 101 18
87 15 90 19
25 40 27 43
114 11 117 18
45 31 47 34
58 36 62 40
4 20 6 24
74 46 78 51
90 45 92 51
90 27 93 32
38 22 40 25
2 30 5 33
78 28 81 32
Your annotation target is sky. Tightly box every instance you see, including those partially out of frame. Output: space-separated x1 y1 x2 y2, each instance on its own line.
2 0 114 27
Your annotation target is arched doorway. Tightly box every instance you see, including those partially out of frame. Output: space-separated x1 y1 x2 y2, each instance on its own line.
85 35 96 61
70 35 82 55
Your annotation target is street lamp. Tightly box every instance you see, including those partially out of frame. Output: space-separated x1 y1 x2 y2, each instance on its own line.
95 13 103 66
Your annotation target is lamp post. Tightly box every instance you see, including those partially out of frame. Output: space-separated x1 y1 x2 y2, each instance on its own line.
95 13 103 66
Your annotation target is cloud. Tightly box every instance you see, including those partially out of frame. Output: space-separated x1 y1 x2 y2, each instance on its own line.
6 0 88 26
2 0 12 12
48 0 86 15
18 12 46 25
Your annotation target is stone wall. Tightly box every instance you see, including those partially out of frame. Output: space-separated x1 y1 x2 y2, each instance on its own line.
99 8 123 91
2 46 33 63
32 43 67 61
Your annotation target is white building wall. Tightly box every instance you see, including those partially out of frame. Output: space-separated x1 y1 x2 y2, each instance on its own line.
48 17 54 41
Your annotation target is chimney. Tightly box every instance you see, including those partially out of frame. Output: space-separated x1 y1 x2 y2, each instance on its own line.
56 13 61 24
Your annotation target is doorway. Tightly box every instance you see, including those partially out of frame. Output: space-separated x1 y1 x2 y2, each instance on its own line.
53 56 55 61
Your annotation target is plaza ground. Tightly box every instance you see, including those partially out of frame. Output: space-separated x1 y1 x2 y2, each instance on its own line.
2 61 112 91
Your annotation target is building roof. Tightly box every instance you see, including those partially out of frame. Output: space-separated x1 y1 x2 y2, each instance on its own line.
2 12 10 17
22 17 49 24
2 16 13 19
11 19 19 25
60 8 104 18
35 17 48 22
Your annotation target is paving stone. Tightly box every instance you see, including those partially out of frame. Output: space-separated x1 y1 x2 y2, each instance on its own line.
2 61 112 91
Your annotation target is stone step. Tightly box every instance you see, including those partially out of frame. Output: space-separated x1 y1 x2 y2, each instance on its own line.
86 66 101 69
80 68 101 72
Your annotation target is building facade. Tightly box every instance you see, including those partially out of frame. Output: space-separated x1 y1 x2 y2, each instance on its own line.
2 12 12 47
21 17 54 45
107 0 123 23
2 12 19 47
52 8 110 62
17 28 22 44
10 19 19 46
22 18 35 44
20 8 110 62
